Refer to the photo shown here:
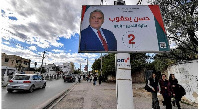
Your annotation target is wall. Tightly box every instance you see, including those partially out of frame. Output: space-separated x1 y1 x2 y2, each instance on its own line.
167 60 198 103
132 70 145 83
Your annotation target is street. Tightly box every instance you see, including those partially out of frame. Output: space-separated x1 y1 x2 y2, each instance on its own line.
1 78 75 109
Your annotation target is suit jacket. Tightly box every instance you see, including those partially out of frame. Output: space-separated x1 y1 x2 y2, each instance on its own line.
80 26 117 51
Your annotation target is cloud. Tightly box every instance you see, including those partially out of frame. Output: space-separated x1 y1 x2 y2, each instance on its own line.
44 51 98 66
1 0 101 48
52 49 64 53
29 46 37 51
3 41 10 45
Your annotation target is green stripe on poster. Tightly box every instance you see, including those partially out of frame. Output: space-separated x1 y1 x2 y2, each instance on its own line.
154 17 170 51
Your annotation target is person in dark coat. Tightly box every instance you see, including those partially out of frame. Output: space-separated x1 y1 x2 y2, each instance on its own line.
159 74 173 109
169 74 184 109
147 72 160 109
99 75 102 85
93 75 97 85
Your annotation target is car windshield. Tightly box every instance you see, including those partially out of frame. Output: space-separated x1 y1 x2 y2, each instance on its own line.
13 75 30 80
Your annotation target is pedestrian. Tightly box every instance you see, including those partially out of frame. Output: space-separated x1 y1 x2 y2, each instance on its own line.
90 75 92 82
86 75 89 82
83 75 85 80
93 75 97 85
147 72 160 109
78 75 81 83
169 74 181 109
99 75 102 85
159 74 173 109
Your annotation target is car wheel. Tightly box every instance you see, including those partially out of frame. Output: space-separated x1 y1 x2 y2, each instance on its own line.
42 83 46 88
29 85 35 93
7 90 13 93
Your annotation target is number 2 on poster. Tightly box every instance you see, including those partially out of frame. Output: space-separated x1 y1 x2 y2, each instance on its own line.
128 34 135 44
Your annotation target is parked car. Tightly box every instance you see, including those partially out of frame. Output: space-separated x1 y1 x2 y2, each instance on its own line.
63 74 76 82
7 74 46 93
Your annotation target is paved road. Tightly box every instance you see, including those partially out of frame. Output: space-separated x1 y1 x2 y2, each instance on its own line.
1 78 75 109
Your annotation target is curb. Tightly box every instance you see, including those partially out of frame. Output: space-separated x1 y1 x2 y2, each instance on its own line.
35 82 78 109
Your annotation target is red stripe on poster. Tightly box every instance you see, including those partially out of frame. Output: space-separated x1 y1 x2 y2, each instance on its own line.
148 5 166 33
81 5 87 23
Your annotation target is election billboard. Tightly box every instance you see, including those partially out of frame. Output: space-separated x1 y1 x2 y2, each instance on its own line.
79 5 170 53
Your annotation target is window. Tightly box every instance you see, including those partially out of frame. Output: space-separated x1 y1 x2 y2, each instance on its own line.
13 75 30 80
16 60 22 64
5 58 9 62
32 75 39 80
38 75 43 80
24 61 28 65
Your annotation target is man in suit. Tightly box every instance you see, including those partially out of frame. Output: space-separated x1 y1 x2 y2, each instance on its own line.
80 9 117 51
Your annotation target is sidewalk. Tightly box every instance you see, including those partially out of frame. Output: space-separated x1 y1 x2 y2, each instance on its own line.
53 80 117 109
53 80 197 109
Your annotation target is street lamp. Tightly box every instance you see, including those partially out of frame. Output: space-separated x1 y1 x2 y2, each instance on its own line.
85 57 88 75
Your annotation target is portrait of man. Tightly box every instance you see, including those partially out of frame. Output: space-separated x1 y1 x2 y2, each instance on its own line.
80 9 117 52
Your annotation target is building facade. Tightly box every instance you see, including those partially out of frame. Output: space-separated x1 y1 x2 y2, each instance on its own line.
1 53 31 72
43 63 57 76
58 62 74 74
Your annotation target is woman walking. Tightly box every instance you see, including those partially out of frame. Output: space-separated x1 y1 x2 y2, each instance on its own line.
147 72 160 109
159 74 173 109
169 74 181 109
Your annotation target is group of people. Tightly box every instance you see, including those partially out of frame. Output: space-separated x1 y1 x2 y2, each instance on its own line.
84 74 103 86
147 72 185 109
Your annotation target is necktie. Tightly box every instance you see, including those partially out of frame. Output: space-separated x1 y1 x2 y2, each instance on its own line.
97 30 108 51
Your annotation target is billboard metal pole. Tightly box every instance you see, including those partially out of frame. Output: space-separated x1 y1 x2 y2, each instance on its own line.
114 0 134 109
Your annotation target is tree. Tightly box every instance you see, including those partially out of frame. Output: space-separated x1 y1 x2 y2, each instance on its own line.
92 58 101 72
92 53 149 77
74 70 80 74
37 67 46 74
101 53 116 77
130 53 147 72
149 0 198 61
92 53 116 79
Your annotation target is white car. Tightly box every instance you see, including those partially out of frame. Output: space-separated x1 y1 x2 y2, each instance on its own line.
7 74 46 93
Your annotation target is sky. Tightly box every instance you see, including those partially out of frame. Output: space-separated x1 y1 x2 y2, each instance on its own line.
1 0 160 72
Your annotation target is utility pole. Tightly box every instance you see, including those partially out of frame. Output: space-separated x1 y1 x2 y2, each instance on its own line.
85 57 89 75
87 57 88 75
80 63 81 74
40 51 46 74
114 0 134 109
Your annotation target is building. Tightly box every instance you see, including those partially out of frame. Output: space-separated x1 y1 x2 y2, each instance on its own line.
58 62 74 74
43 63 57 76
1 53 31 72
